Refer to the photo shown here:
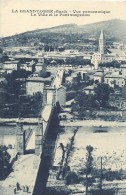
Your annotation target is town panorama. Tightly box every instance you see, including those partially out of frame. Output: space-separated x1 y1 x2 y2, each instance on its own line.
0 19 126 195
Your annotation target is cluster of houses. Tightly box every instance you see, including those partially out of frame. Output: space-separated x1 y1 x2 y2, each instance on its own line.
0 30 126 114
91 30 126 69
83 65 126 95
0 55 66 111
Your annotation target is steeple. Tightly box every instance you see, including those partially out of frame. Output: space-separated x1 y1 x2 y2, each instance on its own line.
99 30 106 54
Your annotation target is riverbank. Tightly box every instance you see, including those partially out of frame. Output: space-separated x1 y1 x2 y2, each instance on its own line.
60 119 126 127
0 118 39 125
0 118 126 127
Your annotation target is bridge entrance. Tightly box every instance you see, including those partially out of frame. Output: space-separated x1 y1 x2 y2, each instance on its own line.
16 122 35 155
16 105 54 155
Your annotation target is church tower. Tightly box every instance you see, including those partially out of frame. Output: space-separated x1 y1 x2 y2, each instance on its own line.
99 30 106 54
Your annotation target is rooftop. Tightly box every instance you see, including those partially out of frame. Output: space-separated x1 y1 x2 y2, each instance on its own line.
26 76 52 82
120 64 126 68
3 60 19 64
105 74 126 79
35 63 44 66
83 85 95 90
94 72 104 76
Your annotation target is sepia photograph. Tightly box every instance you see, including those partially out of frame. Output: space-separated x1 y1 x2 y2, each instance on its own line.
0 0 126 194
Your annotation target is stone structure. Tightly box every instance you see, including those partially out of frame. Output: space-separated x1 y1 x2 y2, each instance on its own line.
43 86 66 108
91 30 116 69
16 123 25 155
17 68 66 155
35 118 43 155
99 30 106 55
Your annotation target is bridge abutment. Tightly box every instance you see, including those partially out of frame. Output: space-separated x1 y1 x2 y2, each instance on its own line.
35 119 43 155
16 123 25 155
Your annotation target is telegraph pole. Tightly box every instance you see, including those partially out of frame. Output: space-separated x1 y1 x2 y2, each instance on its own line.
100 156 103 191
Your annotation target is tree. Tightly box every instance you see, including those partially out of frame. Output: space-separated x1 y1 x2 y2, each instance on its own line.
94 83 113 107
77 72 81 85
65 171 79 185
85 145 94 195
56 143 66 180
57 128 78 180
44 45 49 52
0 48 3 54
99 61 120 69
72 92 95 116
0 145 11 180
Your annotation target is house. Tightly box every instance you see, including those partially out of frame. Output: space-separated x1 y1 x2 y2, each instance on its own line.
75 70 88 81
20 63 28 71
94 70 104 83
35 62 46 72
20 60 36 72
83 85 95 95
26 61 36 72
104 74 126 88
121 64 126 76
26 76 52 95
2 60 19 73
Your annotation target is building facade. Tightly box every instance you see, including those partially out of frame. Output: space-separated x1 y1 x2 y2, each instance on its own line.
91 31 116 69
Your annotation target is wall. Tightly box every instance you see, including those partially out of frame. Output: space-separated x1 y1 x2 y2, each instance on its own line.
56 87 66 107
26 81 44 95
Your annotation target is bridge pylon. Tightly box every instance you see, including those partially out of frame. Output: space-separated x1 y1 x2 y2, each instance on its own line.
35 118 43 155
16 122 25 155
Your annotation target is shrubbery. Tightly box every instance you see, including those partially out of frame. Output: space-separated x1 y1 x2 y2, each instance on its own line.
65 171 79 185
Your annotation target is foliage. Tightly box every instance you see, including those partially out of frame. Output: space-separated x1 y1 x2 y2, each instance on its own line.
66 57 91 66
71 92 96 116
85 145 94 175
99 61 121 68
44 44 54 52
2 92 43 118
0 48 3 54
19 92 43 117
66 91 76 101
5 69 31 96
94 83 113 107
57 129 78 180
71 83 114 117
65 171 79 185
45 187 71 195
85 145 94 195
90 189 115 195
0 145 11 179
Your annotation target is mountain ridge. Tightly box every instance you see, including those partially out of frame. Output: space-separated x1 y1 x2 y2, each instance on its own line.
1 19 126 45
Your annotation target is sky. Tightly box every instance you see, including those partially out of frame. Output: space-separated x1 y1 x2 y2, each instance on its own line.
1 0 126 37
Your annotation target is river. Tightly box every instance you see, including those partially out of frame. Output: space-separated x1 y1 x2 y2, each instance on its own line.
54 125 126 171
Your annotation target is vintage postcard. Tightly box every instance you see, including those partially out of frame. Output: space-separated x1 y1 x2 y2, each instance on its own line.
0 0 126 194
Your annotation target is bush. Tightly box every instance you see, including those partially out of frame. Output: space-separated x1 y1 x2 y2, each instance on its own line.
45 187 71 195
65 171 79 185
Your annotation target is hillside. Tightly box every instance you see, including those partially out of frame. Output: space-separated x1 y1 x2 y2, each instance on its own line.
1 19 126 46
